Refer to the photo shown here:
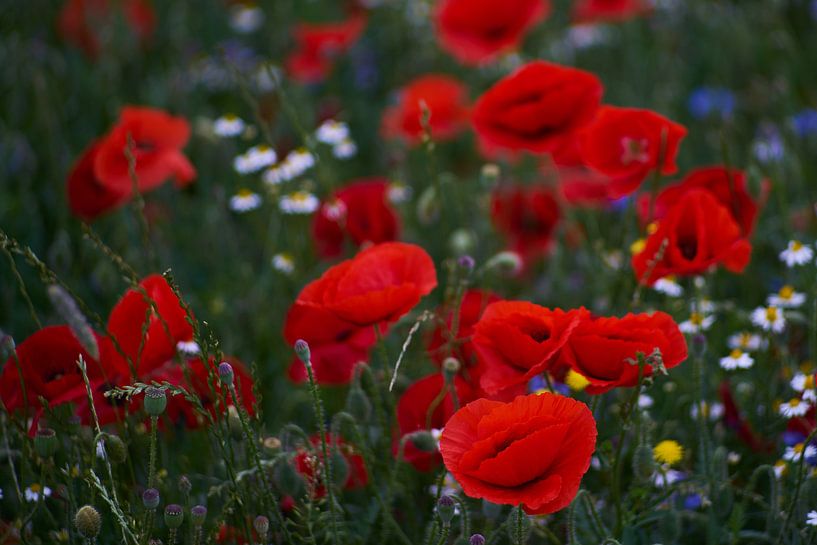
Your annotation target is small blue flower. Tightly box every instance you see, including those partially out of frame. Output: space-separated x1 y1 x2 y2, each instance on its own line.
688 87 736 120
683 493 703 510
783 430 806 447
752 123 784 163
791 109 817 138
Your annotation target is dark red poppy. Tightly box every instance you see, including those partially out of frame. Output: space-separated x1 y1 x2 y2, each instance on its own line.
67 140 131 221
632 189 752 284
294 242 437 327
58 0 156 58
381 74 470 144
491 184 561 258
581 106 687 198
286 15 367 84
556 312 687 394
472 61 603 157
472 301 587 395
572 0 651 23
294 434 368 497
283 302 375 385
426 289 501 368
637 166 761 235
434 0 550 65
440 392 597 514
396 374 478 471
312 178 400 259
719 380 773 453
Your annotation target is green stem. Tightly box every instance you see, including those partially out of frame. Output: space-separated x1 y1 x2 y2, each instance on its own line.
147 416 158 489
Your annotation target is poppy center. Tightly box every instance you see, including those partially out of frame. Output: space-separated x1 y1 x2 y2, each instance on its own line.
677 236 698 260
620 137 649 165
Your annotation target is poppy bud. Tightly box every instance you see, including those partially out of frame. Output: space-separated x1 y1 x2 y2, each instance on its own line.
263 436 282 453
632 444 656 482
253 515 269 538
75 505 102 539
104 434 128 464
449 229 476 256
164 504 184 529
483 251 522 277
34 428 58 459
294 340 311 364
144 387 167 417
190 505 207 527
218 361 235 386
506 509 531 543
330 448 350 489
417 185 441 225
47 284 99 360
227 406 244 442
274 457 306 498
345 385 372 423
470 534 486 545
178 475 192 495
142 488 161 510
481 164 500 186
407 430 437 453
442 357 460 382
437 495 456 526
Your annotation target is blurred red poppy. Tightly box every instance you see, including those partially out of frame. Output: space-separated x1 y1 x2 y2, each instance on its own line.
572 0 651 23
286 15 367 83
491 184 561 258
58 0 156 58
294 434 368 497
426 289 501 368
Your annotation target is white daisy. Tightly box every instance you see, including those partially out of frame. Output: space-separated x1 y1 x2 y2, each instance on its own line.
727 452 741 464
773 460 787 478
653 276 683 297
697 298 716 314
719 349 754 371
271 253 295 274
638 394 654 409
653 467 685 488
780 398 810 418
387 182 412 204
24 484 52 502
767 285 806 308
783 443 817 462
333 139 357 159
690 401 724 421
751 306 786 333
804 389 817 404
234 145 277 174
779 240 813 267
176 340 200 356
279 191 319 214
263 165 288 185
727 332 767 352
213 114 246 137
791 373 815 393
807 511 817 527
229 189 262 213
565 23 609 49
230 3 264 34
428 472 460 497
285 148 315 174
316 120 350 145
679 312 715 334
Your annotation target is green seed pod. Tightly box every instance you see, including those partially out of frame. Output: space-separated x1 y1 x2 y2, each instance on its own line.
437 495 456 526
104 434 128 464
190 505 207 527
483 251 522 277
144 387 168 417
253 515 269 538
274 457 306 498
142 488 161 510
417 185 440 225
75 505 102 538
632 444 656 482
330 448 350 489
164 504 184 529
345 385 372 423
34 428 58 459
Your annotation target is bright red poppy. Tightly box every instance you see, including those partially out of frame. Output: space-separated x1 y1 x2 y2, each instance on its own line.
396 374 478 471
491 184 561 258
572 0 651 23
312 178 400 258
632 188 752 284
286 15 367 84
581 106 687 198
472 301 587 395
381 74 470 144
472 61 603 157
426 289 501 368
637 166 761 235
58 0 156 58
556 312 687 394
548 134 612 207
294 434 368 497
434 0 550 65
440 392 597 514
294 242 437 327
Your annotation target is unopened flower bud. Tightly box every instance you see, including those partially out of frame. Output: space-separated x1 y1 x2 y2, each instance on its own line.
331 448 350 489
407 431 437 453
75 505 102 538
253 515 269 538
294 340 311 365
34 428 58 458
470 534 486 545
484 251 522 277
142 488 161 510
218 362 235 386
345 385 372 423
164 504 184 529
190 505 207 527
437 495 456 526
104 434 127 464
144 387 167 417
632 444 656 482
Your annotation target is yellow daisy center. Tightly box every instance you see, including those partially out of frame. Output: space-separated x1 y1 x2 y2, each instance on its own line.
792 241 804 251
237 188 254 198
565 370 590 392
690 312 704 326
766 307 779 322
779 285 795 299
729 349 743 359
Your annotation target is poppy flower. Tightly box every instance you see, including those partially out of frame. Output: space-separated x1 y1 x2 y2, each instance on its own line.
572 0 651 23
434 0 550 65
66 140 131 221
294 242 437 327
381 74 470 144
440 392 597 514
548 134 612 207
632 189 752 284
719 381 773 453
556 312 687 394
285 15 367 84
107 274 194 375
58 0 156 58
491 184 561 258
472 61 603 158
283 301 375 385
472 301 587 395
396 374 478 471
637 166 761 235
581 106 687 198
311 178 400 259
426 289 501 368
294 434 368 497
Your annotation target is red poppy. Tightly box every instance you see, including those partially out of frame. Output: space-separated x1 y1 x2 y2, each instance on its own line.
283 302 375 385
572 0 651 23
312 178 400 258
286 15 367 84
434 0 550 65
66 140 131 221
294 242 437 327
294 434 368 497
472 301 587 395
426 289 501 368
440 392 596 514
107 274 194 375
632 189 752 284
719 381 773 453
381 74 470 144
491 184 561 258
396 374 478 471
637 166 761 235
472 61 603 157
581 106 687 198
58 0 156 58
556 312 687 394
548 135 612 207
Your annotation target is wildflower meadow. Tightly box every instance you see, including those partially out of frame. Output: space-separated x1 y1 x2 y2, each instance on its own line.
3 0 817 543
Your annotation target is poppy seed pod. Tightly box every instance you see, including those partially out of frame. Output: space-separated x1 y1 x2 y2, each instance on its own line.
75 505 102 538
164 504 184 529
104 434 128 464
144 386 167 417
470 534 486 545
142 488 160 510
442 357 460 381
190 505 207 527
437 495 456 526
253 515 269 537
34 428 58 458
